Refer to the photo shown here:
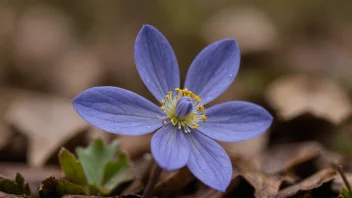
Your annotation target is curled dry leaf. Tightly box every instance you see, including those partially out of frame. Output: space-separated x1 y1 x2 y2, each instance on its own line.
240 172 283 198
266 75 352 124
277 168 337 198
5 93 89 166
257 141 324 175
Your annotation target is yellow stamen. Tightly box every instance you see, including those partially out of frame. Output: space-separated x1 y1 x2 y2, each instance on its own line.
160 106 165 110
195 96 201 102
201 114 207 122
168 91 173 95
161 99 166 104
163 121 168 125
175 88 180 92
198 105 204 111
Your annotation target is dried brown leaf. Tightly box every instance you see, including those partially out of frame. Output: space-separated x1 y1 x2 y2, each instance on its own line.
220 132 268 161
202 6 278 53
332 172 352 193
266 75 352 124
277 168 337 198
5 93 89 166
154 167 195 197
258 141 325 174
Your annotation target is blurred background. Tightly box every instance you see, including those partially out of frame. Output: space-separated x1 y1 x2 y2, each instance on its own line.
0 0 352 196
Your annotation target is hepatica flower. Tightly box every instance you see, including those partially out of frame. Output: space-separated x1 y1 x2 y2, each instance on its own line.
72 25 273 192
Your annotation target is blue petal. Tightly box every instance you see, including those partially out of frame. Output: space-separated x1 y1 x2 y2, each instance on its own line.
197 101 273 142
151 124 190 170
186 132 232 192
72 86 163 135
134 25 180 102
184 39 240 105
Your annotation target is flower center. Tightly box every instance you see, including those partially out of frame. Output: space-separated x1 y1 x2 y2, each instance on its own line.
158 88 207 133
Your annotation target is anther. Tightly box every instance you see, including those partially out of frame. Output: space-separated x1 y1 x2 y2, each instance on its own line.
198 105 204 111
163 121 168 125
201 114 207 122
161 99 166 104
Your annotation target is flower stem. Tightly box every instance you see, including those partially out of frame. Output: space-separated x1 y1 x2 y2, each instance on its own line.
337 164 352 192
143 162 162 198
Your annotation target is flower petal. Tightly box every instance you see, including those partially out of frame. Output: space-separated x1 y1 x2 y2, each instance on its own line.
186 132 232 192
184 39 240 105
72 86 163 135
197 101 273 142
151 124 190 170
134 25 180 102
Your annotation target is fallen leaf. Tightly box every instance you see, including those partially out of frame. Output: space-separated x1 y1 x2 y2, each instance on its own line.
121 153 153 195
266 75 352 124
332 172 352 193
202 6 278 54
240 172 283 198
277 168 337 198
257 141 324 175
5 93 89 166
154 167 195 197
220 132 268 161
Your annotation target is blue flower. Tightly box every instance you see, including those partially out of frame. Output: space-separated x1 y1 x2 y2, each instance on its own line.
72 25 273 192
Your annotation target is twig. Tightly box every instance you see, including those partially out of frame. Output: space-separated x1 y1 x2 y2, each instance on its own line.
337 165 352 192
142 163 162 198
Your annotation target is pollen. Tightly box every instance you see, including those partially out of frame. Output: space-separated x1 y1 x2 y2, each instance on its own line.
158 88 206 133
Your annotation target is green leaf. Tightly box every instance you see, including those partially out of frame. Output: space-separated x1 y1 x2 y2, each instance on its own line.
342 188 352 198
100 152 132 195
58 148 87 186
0 173 29 195
76 138 120 187
56 179 86 196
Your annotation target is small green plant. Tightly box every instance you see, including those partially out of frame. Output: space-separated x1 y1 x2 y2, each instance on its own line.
57 138 132 196
342 188 352 198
